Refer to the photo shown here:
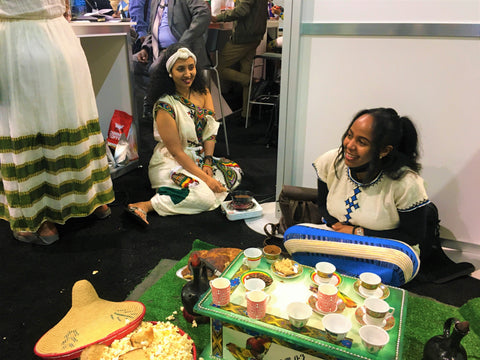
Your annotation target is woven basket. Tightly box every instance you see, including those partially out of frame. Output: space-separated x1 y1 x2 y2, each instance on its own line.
34 280 145 360
284 224 421 287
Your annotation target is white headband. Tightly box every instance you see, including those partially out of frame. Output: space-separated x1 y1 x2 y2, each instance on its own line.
165 48 197 73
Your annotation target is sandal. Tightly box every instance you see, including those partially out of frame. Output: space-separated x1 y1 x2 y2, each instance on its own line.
125 205 149 226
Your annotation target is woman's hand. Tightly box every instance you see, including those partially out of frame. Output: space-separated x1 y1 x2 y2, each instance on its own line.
202 165 213 177
205 177 227 193
331 222 355 234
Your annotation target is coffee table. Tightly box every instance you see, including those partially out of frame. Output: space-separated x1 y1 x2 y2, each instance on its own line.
195 253 408 359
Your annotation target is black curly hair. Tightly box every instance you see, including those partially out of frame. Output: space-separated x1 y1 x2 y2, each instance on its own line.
146 43 207 106
334 107 422 182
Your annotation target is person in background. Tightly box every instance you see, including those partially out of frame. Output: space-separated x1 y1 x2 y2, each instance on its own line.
211 0 269 122
110 0 129 17
314 108 431 255
134 0 210 118
126 44 242 225
129 0 150 44
0 0 115 245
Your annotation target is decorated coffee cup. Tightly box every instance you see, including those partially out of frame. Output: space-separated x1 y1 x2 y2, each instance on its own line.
243 248 262 269
315 262 336 283
210 277 231 306
244 278 266 293
359 272 381 295
322 313 352 342
246 290 270 319
364 297 395 326
316 284 338 313
359 325 390 354
286 302 312 329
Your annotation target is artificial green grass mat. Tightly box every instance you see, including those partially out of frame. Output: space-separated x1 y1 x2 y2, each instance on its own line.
139 239 215 353
138 240 480 358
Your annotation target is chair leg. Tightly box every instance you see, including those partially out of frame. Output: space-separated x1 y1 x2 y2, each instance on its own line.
245 58 256 129
213 68 229 155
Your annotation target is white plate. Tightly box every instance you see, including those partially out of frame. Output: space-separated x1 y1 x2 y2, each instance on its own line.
176 265 189 281
271 260 303 279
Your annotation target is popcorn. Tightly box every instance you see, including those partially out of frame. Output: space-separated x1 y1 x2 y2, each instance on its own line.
98 321 193 360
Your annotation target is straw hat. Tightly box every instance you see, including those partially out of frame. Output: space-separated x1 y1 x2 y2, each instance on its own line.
34 280 146 360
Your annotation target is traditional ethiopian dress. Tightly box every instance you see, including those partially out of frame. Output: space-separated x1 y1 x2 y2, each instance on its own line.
0 0 115 232
148 94 242 215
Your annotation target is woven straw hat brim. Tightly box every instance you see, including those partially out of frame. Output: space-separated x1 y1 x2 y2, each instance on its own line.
34 280 146 360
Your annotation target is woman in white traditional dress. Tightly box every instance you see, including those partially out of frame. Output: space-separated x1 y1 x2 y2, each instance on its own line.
126 44 242 225
313 108 430 253
0 0 115 244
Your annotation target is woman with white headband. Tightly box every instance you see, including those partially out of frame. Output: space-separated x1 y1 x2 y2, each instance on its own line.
126 44 242 225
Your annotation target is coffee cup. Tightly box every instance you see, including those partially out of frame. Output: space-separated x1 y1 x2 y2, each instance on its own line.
315 262 336 283
359 272 381 296
246 290 270 319
322 313 352 342
244 278 265 292
210 277 231 306
316 284 338 313
364 297 395 326
286 302 312 329
243 248 262 269
359 325 390 354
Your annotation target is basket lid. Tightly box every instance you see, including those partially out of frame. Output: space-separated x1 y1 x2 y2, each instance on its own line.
34 280 145 360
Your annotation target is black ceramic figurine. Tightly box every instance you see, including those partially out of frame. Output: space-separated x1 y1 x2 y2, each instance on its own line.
423 317 469 360
181 253 210 323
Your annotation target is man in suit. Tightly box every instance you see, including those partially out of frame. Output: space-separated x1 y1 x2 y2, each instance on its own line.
134 0 210 75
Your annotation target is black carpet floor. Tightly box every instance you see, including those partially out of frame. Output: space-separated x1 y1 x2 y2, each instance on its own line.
1 110 478 359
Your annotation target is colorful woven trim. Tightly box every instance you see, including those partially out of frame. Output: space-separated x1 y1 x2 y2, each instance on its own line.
170 171 198 189
215 158 241 190
175 95 215 143
153 101 175 121
283 224 420 287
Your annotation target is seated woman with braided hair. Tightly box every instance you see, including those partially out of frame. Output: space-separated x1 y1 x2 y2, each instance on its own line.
314 107 430 254
282 108 434 286
126 44 242 225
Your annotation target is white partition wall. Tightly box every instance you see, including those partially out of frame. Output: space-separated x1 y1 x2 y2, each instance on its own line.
277 1 480 246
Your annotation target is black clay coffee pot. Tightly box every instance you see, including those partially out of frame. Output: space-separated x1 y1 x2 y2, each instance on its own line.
423 317 469 360
181 253 210 323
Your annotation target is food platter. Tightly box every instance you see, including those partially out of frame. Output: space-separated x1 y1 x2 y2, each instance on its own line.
240 270 274 288
271 259 303 279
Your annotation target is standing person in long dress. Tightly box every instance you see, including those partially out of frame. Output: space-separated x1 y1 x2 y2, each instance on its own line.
0 0 115 245
126 44 242 225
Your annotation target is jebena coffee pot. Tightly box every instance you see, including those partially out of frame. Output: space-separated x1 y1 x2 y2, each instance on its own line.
423 317 469 360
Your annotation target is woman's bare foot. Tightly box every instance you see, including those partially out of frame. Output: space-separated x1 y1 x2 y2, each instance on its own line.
126 202 152 226
94 204 111 219
37 221 58 237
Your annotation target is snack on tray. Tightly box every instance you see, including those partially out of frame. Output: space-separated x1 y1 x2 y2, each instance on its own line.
181 248 242 280
274 258 297 276
81 321 194 360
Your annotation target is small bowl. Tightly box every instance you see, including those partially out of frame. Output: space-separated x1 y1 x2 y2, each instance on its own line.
263 245 282 264
286 302 312 329
230 190 254 210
